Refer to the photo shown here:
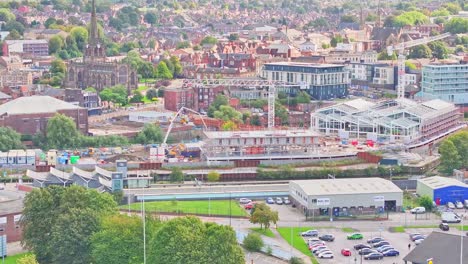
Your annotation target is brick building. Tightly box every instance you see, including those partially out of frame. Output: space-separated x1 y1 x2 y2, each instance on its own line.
164 88 195 112
0 96 88 135
64 88 102 115
2 39 49 57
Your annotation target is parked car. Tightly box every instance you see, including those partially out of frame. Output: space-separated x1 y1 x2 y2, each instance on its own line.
311 246 328 254
382 249 400 257
364 252 384 260
244 202 255 210
409 233 421 240
315 248 332 256
464 200 468 209
376 245 394 253
266 197 275 204
367 237 384 244
283 198 291 205
354 244 371 250
447 202 455 209
442 212 461 223
319 234 335 242
318 252 334 259
239 198 251 204
414 239 425 245
347 233 364 240
341 249 352 256
410 207 426 214
359 248 377 255
439 223 450 231
308 242 326 250
411 235 426 242
372 241 390 248
307 237 321 244
456 201 464 209
276 197 283 205
301 230 319 237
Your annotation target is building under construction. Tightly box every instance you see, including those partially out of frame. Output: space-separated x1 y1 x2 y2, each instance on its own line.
311 98 462 145
201 129 325 162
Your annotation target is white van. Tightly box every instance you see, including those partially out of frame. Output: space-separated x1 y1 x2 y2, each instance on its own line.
442 212 461 223
410 207 426 214
464 200 468 209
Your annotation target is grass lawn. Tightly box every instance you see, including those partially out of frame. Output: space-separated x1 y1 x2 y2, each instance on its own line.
250 227 275 238
139 78 156 84
277 227 319 264
341 227 357 233
5 253 30 264
137 85 149 92
123 200 248 217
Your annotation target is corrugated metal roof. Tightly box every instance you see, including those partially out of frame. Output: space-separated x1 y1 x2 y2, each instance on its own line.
291 177 403 196
418 176 467 189
0 96 82 115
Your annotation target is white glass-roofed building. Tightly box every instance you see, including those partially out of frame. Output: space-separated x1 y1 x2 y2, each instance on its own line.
311 98 462 144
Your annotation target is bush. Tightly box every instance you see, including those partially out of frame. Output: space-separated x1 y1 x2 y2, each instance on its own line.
289 257 305 264
206 171 220 182
243 233 264 252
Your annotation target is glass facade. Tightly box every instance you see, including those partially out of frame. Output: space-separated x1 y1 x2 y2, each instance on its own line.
421 64 468 105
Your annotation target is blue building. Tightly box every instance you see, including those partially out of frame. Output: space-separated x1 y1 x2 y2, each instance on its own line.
416 176 468 205
417 63 468 108
261 62 350 100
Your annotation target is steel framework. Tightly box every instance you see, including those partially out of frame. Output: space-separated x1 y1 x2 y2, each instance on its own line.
182 79 300 128
386 33 451 99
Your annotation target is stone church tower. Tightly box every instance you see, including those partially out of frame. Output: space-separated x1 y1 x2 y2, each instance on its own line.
64 0 137 92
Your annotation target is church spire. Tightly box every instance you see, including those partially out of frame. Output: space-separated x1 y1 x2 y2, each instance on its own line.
89 0 99 43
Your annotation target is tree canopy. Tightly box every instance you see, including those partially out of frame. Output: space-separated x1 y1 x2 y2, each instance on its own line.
208 95 229 117
156 61 173 79
46 113 81 149
21 186 117 264
135 123 163 144
148 216 244 264
408 44 432 59
393 11 428 27
200 36 218 45
250 203 279 229
0 127 23 151
213 105 243 123
99 85 128 105
444 18 468 34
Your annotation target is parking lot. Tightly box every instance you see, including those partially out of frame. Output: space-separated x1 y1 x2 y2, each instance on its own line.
302 229 414 264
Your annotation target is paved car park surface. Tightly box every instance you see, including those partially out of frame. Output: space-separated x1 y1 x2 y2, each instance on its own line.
304 229 410 264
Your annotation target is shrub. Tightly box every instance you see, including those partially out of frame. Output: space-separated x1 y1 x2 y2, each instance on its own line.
289 257 305 264
243 233 264 252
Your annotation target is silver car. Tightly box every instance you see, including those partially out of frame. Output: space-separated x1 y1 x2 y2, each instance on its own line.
447 202 455 209
455 201 464 209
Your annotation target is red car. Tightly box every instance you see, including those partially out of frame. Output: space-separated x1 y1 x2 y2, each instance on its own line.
244 202 256 210
341 249 352 256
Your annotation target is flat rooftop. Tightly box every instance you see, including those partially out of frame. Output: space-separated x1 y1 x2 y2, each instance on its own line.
204 129 321 139
418 176 467 189
291 177 403 196
264 61 343 68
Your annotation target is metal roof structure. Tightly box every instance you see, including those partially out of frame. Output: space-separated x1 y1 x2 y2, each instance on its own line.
290 178 403 196
418 176 467 189
0 96 82 115
204 129 320 139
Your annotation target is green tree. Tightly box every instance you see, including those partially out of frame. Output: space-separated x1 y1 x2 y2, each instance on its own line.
170 56 183 77
146 88 158 100
17 254 39 264
91 214 159 264
70 26 88 51
207 95 229 117
0 8 15 22
148 216 243 264
4 20 25 34
444 18 468 34
243 233 264 252
134 123 163 144
200 36 218 45
408 44 432 59
431 8 450 17
394 11 428 27
447 131 468 168
418 195 434 211
0 127 23 151
378 51 397 60
405 61 417 70
46 114 81 149
176 41 191 49
250 115 261 126
289 257 306 264
330 35 343 48
169 167 184 182
439 140 462 173
428 41 449 59
250 203 279 229
228 33 239 41
21 186 117 264
213 105 243 123
99 85 128 105
156 61 173 79
138 62 155 79
44 17 57 28
444 3 461 15
275 102 289 125
50 59 66 74
48 35 64 54
144 12 158 25
296 91 311 104
207 171 220 182
340 15 358 23
130 91 143 103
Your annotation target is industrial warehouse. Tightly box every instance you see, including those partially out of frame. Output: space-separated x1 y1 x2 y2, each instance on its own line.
311 98 461 144
289 178 403 219
416 176 468 205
